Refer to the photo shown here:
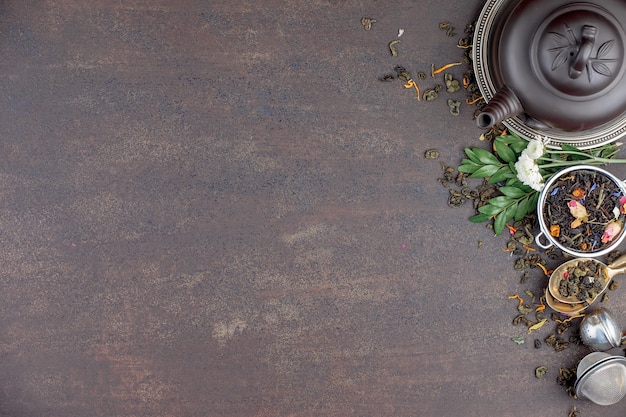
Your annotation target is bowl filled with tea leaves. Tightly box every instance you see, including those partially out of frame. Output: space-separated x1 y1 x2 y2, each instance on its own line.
536 165 626 257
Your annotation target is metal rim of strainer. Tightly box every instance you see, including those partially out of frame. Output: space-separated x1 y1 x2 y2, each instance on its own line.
575 353 626 405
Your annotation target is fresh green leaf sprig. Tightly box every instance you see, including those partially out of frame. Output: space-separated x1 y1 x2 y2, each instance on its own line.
458 132 626 235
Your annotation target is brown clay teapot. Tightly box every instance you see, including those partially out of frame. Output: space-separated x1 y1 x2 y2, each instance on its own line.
476 0 626 133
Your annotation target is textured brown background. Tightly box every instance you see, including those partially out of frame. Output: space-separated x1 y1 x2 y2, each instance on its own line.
1 1 626 416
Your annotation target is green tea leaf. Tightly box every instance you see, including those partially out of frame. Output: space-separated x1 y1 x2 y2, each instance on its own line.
493 211 507 235
494 140 516 163
499 186 526 198
478 203 504 217
458 159 480 174
511 336 525 345
495 133 526 147
464 148 482 164
494 204 517 235
471 164 500 178
468 213 491 223
494 135 516 145
514 195 530 221
529 191 540 210
473 147 502 165
461 158 479 166
506 203 517 217
505 177 533 193
487 166 514 184
510 139 528 154
488 196 513 208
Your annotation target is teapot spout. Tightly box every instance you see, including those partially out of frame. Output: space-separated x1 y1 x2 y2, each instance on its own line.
476 85 524 129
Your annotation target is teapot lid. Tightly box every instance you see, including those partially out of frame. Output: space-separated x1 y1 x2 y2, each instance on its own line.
474 0 626 147
499 0 626 131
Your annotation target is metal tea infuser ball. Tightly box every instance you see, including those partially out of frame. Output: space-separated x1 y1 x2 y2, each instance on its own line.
580 308 626 351
575 309 626 405
575 352 626 405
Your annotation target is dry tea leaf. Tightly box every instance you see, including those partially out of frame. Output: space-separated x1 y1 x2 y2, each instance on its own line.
447 99 461 116
388 40 401 56
528 319 547 334
556 320 571 335
361 17 376 31
511 337 525 345
423 88 439 101
461 187 478 199
424 149 439 159
394 66 412 82
608 251 623 263
444 73 460 93
513 315 532 327
448 189 466 207
535 366 548 379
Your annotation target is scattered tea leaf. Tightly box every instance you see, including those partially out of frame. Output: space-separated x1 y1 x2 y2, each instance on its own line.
447 99 461 116
388 40 401 56
518 304 534 315
423 88 439 101
444 73 460 93
394 66 412 82
535 366 548 379
511 337 525 345
424 149 440 159
448 189 466 207
528 319 547 334
361 17 376 30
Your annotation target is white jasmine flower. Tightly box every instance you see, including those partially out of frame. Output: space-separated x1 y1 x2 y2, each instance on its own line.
515 153 544 191
523 138 546 160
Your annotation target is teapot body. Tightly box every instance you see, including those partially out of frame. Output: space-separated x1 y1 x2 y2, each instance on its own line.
478 0 626 132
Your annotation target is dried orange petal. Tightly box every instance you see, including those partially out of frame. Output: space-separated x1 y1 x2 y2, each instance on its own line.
549 224 560 237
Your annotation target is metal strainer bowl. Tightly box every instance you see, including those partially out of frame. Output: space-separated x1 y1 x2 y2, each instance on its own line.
575 352 626 405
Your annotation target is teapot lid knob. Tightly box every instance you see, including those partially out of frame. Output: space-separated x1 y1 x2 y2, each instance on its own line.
532 6 624 98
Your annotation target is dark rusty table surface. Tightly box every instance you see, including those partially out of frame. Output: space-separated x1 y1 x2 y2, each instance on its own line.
1 1 626 416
